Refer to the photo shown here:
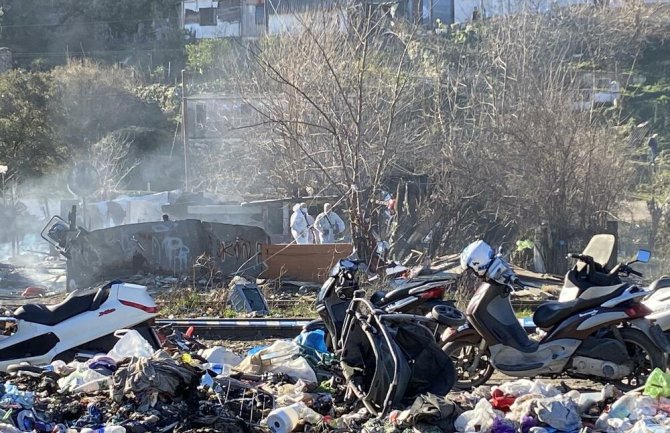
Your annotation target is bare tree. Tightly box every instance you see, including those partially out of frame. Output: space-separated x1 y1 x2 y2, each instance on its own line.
212 2 667 268
89 131 140 199
235 4 429 260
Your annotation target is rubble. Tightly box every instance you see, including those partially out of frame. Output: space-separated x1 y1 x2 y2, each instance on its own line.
1 322 670 433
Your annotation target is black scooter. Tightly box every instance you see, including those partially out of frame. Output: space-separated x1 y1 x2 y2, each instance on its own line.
304 258 466 350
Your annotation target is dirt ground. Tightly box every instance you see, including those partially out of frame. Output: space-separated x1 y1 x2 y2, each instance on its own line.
488 371 600 391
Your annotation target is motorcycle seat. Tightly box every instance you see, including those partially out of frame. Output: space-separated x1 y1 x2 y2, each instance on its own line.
371 283 425 305
14 289 97 326
649 276 670 292
534 283 628 328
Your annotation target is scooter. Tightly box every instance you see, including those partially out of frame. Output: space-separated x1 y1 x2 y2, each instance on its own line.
0 280 160 371
339 296 457 417
444 240 669 390
304 257 466 350
556 233 670 348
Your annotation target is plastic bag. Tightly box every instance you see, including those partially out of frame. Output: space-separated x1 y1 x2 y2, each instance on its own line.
57 362 110 393
644 368 670 398
628 420 667 433
455 399 498 433
495 379 560 398
534 396 582 432
237 340 317 383
107 329 154 361
198 346 242 367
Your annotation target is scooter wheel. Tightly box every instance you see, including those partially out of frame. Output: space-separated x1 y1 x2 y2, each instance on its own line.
611 327 667 391
442 340 494 389
431 305 466 327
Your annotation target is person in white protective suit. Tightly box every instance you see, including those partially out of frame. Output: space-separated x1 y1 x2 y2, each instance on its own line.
314 203 346 244
290 203 316 244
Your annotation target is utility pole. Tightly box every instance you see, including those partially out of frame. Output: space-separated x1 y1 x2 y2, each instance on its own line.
181 69 190 192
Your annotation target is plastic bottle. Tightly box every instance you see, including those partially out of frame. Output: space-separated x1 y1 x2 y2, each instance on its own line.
608 394 637 419
595 393 638 431
204 362 231 377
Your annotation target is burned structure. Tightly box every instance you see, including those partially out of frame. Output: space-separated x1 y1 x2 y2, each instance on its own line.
43 211 269 290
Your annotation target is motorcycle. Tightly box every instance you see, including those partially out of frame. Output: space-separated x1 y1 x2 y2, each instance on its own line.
444 239 670 390
556 233 670 352
304 257 466 351
0 280 161 371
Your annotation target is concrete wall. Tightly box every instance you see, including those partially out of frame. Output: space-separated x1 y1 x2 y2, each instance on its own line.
66 219 269 290
0 48 12 73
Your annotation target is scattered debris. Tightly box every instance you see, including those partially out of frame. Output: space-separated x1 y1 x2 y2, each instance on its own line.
229 276 270 316
0 321 668 433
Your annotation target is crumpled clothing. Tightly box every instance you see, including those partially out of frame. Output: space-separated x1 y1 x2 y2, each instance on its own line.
534 396 582 432
491 417 516 433
521 415 538 433
74 402 104 428
112 351 200 410
494 379 561 398
491 389 516 412
456 399 501 433
0 382 34 408
507 394 545 423
394 393 463 432
0 423 21 433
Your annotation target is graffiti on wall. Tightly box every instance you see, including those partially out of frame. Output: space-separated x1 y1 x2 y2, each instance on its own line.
67 219 269 290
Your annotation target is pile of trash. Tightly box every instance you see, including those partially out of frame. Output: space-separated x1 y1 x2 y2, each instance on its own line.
2 327 670 433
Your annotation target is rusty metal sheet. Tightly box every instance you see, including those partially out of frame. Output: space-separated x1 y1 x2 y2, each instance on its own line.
260 243 354 283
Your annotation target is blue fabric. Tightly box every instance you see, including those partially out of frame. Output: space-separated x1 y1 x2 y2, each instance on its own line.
294 330 328 353
247 345 269 356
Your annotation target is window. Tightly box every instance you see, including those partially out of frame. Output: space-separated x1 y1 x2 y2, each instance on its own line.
255 4 266 25
199 7 217 26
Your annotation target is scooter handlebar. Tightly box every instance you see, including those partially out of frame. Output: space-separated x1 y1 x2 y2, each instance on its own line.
567 253 591 263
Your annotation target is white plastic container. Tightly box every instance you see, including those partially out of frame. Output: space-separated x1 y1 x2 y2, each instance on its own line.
266 405 301 433
265 402 322 433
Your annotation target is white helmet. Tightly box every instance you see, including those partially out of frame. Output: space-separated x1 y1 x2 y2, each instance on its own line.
460 240 494 276
486 257 511 283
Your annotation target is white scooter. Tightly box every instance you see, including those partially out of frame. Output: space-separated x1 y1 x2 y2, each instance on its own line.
0 280 160 371
559 234 670 343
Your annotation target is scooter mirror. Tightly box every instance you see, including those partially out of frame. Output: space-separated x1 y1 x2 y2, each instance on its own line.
635 249 651 263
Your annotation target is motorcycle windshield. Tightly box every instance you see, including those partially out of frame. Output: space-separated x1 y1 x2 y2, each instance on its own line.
577 234 616 271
